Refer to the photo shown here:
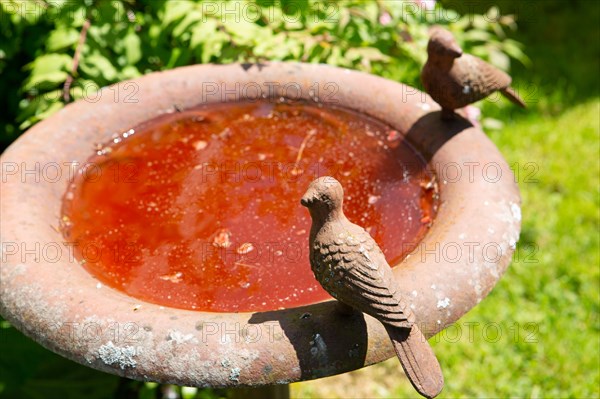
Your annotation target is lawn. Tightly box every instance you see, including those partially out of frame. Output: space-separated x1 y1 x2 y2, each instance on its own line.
292 99 600 398
294 1 600 396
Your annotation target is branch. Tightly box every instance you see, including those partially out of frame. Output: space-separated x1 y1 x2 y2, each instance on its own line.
63 18 91 103
291 128 317 176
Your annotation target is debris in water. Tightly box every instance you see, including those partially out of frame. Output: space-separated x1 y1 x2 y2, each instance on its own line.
159 272 183 283
192 140 208 150
213 228 232 248
236 243 254 255
387 130 401 141
368 195 380 205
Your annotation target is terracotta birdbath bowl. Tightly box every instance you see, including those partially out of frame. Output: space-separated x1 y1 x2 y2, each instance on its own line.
0 63 521 392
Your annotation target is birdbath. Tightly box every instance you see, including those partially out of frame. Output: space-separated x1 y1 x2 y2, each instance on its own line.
0 63 521 396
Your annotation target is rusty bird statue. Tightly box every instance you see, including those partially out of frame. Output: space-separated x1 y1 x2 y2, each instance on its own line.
301 176 444 398
421 26 526 119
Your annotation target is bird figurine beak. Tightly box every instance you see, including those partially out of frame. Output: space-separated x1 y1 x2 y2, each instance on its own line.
300 193 312 207
447 43 463 57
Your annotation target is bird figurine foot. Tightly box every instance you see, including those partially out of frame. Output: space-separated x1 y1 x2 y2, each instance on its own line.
301 176 444 399
421 26 526 119
441 108 459 120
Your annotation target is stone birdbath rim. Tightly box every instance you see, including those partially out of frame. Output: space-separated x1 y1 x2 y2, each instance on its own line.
0 62 521 387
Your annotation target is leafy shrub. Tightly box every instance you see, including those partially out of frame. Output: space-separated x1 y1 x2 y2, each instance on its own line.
0 0 526 150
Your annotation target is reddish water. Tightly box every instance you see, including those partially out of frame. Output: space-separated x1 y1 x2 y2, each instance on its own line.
61 100 436 312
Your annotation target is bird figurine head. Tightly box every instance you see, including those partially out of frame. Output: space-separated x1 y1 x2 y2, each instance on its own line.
300 176 344 217
427 26 463 59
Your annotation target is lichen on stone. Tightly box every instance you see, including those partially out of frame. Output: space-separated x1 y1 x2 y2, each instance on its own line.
98 341 138 369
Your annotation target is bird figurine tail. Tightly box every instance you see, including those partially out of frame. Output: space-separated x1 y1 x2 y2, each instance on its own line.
501 87 527 108
384 324 444 399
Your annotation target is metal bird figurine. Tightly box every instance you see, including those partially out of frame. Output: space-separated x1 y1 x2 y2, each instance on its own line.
421 26 526 119
301 176 444 399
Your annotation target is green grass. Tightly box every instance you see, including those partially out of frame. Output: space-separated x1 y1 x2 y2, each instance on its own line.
291 98 600 399
474 101 600 398
293 2 600 396
443 100 599 398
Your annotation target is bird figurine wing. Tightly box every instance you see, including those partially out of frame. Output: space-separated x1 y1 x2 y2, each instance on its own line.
311 224 414 329
456 55 513 99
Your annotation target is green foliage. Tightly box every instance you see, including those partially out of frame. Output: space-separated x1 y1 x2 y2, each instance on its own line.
0 317 230 399
0 0 525 150
0 319 120 398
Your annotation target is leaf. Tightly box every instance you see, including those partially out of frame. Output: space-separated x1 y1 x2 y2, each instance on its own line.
120 65 141 80
46 27 79 52
326 46 347 66
453 18 471 32
71 79 101 101
172 10 203 37
190 19 219 49
361 1 380 24
148 24 162 43
138 383 158 399
482 117 504 130
80 52 118 83
24 54 72 75
223 19 261 45
181 386 198 399
464 30 493 42
489 50 510 71
356 19 375 43
0 325 120 399
345 47 390 63
122 30 141 65
255 33 300 59
30 97 63 120
441 8 460 22
18 94 63 130
166 47 182 69
190 20 229 64
23 71 68 91
161 0 195 28
86 24 111 48
485 6 501 23
502 39 531 66
337 7 351 31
